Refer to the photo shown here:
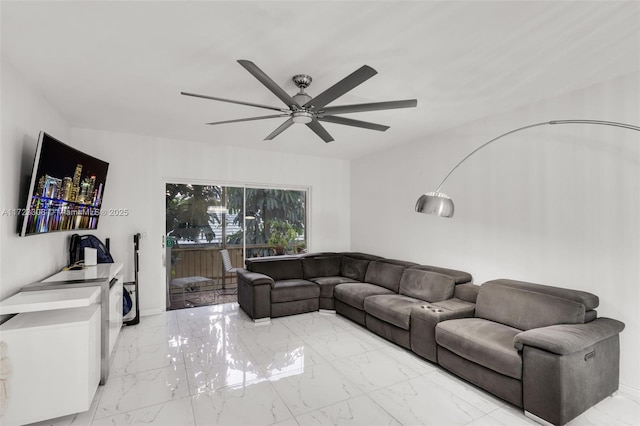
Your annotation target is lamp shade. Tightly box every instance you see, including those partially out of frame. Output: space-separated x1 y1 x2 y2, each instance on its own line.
415 192 455 217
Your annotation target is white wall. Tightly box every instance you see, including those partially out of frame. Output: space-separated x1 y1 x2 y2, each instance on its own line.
351 72 640 391
0 61 71 302
1 57 351 318
69 128 351 316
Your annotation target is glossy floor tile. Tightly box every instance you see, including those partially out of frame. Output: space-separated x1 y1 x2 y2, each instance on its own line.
269 362 363 416
94 365 191 419
39 303 638 425
92 397 196 426
331 349 421 393
369 375 486 425
295 394 402 426
190 380 292 426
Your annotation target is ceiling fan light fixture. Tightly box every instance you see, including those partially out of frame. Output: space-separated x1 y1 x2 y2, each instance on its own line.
292 111 313 124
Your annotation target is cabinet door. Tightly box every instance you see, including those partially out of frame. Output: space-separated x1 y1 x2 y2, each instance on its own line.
108 274 124 356
0 305 100 426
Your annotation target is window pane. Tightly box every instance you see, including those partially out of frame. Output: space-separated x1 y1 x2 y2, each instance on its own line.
165 184 223 245
242 188 307 258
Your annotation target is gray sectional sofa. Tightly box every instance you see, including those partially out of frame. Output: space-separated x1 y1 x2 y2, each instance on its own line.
236 252 625 426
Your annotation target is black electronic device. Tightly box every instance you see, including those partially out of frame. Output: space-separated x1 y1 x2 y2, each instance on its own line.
19 132 109 236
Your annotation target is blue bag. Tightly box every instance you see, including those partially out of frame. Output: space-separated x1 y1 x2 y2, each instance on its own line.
69 234 114 265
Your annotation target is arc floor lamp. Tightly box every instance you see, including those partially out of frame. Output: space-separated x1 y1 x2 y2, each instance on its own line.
415 120 640 218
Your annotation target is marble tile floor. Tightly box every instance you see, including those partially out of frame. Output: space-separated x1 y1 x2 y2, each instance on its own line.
168 287 238 311
32 303 639 426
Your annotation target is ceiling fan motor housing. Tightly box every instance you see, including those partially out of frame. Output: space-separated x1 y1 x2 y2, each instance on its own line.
293 92 312 108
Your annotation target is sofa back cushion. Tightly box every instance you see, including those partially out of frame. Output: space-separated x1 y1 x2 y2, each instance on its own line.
339 252 384 261
364 261 407 293
409 265 473 284
302 256 342 279
340 257 370 282
248 258 303 281
475 282 587 330
486 279 599 310
399 269 455 302
380 258 419 268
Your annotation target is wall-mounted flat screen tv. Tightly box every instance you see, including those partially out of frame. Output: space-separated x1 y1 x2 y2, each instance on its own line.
19 132 109 236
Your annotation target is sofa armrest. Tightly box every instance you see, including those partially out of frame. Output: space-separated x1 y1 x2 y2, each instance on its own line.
412 300 475 323
514 317 625 355
237 268 273 320
518 318 625 425
454 283 479 303
410 298 475 362
237 269 275 286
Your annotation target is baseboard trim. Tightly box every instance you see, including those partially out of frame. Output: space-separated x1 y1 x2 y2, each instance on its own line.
140 307 164 317
618 383 640 401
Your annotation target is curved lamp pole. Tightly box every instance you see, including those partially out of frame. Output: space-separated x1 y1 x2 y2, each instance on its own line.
415 120 640 218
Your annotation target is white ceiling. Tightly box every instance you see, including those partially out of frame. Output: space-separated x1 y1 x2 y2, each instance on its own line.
2 1 639 160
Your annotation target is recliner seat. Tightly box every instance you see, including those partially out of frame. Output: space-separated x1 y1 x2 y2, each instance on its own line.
435 279 625 425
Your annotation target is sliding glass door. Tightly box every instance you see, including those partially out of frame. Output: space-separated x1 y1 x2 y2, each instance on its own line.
229 187 307 258
165 182 307 308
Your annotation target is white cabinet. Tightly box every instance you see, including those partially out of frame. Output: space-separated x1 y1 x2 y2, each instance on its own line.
0 263 124 425
0 305 100 426
25 263 124 383
0 286 101 315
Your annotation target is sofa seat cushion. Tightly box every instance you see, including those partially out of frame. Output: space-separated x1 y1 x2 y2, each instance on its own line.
364 295 425 330
309 276 359 298
271 279 320 303
334 283 394 310
436 318 523 380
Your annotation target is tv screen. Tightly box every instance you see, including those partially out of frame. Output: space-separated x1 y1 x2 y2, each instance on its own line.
19 132 109 236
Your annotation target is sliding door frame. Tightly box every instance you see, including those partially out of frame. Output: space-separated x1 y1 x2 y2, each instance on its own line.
162 176 311 274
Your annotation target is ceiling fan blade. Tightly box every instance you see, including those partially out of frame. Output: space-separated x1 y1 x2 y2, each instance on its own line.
206 114 289 125
264 118 294 140
304 65 377 109
317 116 389 132
306 119 335 143
321 99 418 115
181 92 284 111
237 60 301 109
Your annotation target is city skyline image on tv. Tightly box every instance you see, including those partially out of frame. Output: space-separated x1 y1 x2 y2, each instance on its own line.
20 132 109 236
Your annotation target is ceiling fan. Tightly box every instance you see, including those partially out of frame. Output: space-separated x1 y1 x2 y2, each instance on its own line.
181 60 418 143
